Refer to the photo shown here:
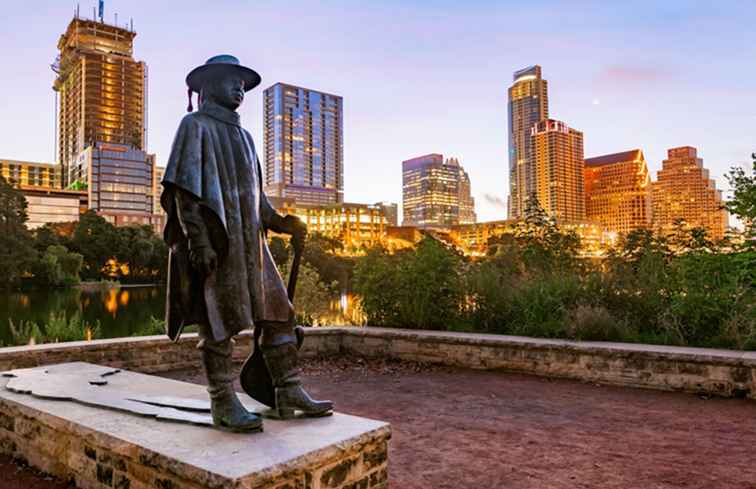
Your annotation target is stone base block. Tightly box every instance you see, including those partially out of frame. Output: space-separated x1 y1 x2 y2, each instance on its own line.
0 362 390 489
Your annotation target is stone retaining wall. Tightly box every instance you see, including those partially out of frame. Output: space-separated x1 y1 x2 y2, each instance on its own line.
340 328 756 400
1 327 754 400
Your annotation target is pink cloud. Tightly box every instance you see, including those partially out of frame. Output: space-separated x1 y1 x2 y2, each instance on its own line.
599 65 670 84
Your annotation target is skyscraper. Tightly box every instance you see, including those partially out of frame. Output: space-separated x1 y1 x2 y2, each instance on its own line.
508 65 549 219
449 158 477 224
584 149 651 236
531 119 585 221
402 154 476 227
651 146 728 239
53 15 147 186
263 83 344 205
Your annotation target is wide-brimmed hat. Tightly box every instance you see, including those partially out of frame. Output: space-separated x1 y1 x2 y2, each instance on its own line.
186 54 261 93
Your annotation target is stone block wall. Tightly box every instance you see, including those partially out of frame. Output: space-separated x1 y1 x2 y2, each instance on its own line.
0 391 389 489
0 329 343 374
0 326 754 400
340 328 756 400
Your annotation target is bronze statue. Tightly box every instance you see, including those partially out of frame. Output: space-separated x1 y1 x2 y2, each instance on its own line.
161 55 333 433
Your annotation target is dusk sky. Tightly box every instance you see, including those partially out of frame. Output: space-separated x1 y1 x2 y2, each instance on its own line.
2 0 754 222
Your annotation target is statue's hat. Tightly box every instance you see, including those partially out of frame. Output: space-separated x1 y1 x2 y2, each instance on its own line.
186 54 261 93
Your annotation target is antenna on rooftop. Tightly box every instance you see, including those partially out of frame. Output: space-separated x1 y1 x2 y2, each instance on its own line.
130 18 133 32
115 12 118 27
98 0 104 23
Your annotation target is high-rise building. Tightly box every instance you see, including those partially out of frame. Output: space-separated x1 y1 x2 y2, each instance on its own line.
263 83 343 205
651 146 728 239
374 201 399 227
402 154 476 227
531 119 585 221
76 142 160 230
53 15 147 186
584 149 651 236
508 65 549 219
448 157 477 224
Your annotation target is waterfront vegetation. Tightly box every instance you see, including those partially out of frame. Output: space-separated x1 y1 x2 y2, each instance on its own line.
0 175 168 290
353 160 756 350
0 159 753 349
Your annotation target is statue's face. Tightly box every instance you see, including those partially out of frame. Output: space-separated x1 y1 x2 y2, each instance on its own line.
204 75 245 111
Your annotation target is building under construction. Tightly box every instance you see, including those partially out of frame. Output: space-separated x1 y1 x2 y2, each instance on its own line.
53 12 147 187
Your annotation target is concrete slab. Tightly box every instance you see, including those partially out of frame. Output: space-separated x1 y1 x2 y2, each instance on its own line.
0 362 390 489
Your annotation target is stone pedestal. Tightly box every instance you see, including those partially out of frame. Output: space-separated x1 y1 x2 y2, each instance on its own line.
0 362 390 489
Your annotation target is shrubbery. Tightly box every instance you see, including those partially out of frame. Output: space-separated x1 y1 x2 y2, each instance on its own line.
353 211 756 350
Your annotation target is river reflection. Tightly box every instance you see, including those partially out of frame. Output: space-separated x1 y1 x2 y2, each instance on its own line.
0 286 364 346
0 285 165 346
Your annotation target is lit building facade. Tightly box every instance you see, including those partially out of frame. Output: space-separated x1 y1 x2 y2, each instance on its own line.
374 201 399 227
0 159 61 189
508 65 549 219
263 83 343 205
584 149 651 236
532 119 585 221
75 142 161 230
269 197 389 250
20 187 88 229
448 219 614 257
0 158 86 229
402 154 476 227
53 16 147 186
651 146 728 239
448 157 477 224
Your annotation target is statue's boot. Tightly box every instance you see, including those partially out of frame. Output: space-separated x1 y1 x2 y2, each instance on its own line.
262 341 333 419
201 339 263 432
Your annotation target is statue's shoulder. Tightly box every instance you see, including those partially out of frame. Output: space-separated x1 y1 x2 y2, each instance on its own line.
178 111 209 131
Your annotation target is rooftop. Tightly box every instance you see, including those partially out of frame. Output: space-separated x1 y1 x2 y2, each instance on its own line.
585 149 642 167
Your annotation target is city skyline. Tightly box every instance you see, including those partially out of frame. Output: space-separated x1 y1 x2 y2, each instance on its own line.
1 1 754 223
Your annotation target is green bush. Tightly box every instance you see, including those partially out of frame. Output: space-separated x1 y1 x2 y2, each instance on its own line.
43 311 101 342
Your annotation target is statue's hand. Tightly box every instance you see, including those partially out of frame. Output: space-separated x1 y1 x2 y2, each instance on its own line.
189 245 217 276
284 215 307 251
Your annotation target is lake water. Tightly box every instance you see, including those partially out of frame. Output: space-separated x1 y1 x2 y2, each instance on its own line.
0 285 363 346
0 285 165 346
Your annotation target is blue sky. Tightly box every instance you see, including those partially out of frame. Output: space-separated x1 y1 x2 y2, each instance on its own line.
1 0 754 221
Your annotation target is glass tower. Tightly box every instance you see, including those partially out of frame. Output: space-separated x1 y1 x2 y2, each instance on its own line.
263 83 344 205
508 65 548 219
402 154 476 227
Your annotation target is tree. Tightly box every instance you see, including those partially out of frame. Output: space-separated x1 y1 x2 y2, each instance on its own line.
30 245 83 286
268 236 290 268
279 259 335 326
726 156 756 246
0 176 35 288
70 211 120 279
353 237 463 329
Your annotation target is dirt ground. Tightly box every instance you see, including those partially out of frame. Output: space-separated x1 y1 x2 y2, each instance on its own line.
3 356 756 488
166 356 756 489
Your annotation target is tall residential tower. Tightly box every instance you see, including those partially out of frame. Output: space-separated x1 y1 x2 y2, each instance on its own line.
53 15 147 186
531 119 585 221
263 83 344 205
508 65 549 219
